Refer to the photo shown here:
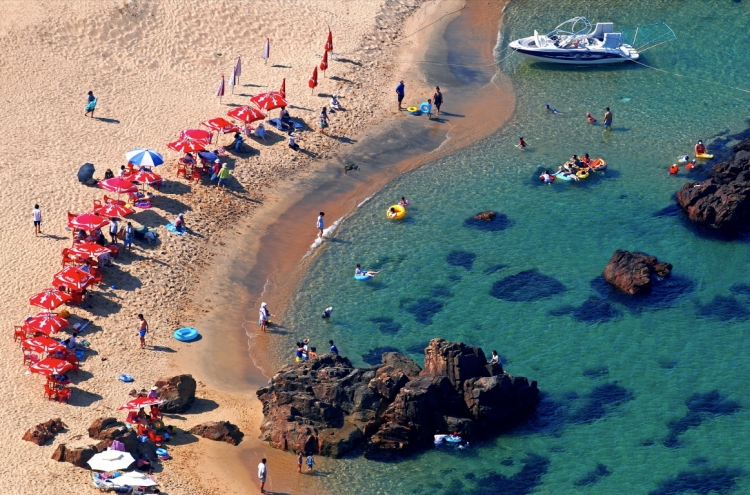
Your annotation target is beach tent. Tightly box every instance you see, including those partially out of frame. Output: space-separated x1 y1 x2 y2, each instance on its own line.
77 163 95 183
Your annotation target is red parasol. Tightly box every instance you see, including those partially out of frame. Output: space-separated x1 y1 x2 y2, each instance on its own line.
325 30 333 52
180 129 212 143
22 336 65 354
308 66 318 93
167 137 207 153
279 78 286 99
69 243 111 258
29 357 73 377
52 266 94 291
201 117 240 135
25 312 69 335
124 170 162 185
94 203 135 218
216 74 225 102
227 106 266 124
99 178 138 195
250 92 288 111
118 396 164 410
29 288 71 311
69 213 109 232
320 50 328 75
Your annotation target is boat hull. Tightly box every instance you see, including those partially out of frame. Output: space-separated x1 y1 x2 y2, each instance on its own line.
510 46 637 65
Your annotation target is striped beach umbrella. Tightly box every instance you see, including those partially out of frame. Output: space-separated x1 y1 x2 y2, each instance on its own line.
262 38 270 65
125 148 164 167
216 75 225 103
308 66 318 93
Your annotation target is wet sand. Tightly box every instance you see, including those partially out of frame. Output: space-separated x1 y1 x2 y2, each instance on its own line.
175 0 514 492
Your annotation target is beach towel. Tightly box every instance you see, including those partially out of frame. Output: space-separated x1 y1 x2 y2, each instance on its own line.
165 222 185 236
86 98 97 112
268 118 302 130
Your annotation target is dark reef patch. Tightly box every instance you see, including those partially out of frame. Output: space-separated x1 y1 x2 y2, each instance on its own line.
590 273 695 313
471 453 550 495
491 270 566 302
652 204 683 218
658 358 678 369
361 346 401 366
484 263 509 275
430 285 453 299
464 213 512 232
369 316 402 334
582 366 610 379
500 459 514 466
648 466 743 495
696 295 750 321
448 274 462 282
574 463 612 487
570 382 634 424
664 390 740 448
549 296 622 324
729 283 750 296
403 297 445 324
446 251 477 270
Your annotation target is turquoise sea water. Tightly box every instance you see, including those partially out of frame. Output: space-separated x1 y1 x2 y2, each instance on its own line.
279 0 750 493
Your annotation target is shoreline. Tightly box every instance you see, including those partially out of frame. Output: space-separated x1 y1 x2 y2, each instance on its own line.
174 0 516 492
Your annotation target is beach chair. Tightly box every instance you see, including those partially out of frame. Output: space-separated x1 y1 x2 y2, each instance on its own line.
176 163 187 179
57 388 71 403
24 353 40 367
189 168 202 182
13 325 27 343
43 383 57 401
66 212 79 230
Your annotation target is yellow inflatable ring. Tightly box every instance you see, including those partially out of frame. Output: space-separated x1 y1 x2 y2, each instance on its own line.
406 106 418 113
387 205 406 220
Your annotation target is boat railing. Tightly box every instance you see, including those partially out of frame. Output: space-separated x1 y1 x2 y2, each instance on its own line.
621 22 676 52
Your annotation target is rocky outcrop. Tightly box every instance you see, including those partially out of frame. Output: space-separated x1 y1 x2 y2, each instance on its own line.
676 139 750 234
473 211 496 221
22 418 67 446
154 374 196 413
189 421 244 446
257 339 539 459
88 417 127 441
603 250 672 295
51 443 97 468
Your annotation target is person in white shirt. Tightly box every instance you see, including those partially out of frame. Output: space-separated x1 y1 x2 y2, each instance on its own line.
33 204 42 236
258 458 268 493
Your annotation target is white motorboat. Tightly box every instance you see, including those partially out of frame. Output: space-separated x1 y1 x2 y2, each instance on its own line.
509 17 638 65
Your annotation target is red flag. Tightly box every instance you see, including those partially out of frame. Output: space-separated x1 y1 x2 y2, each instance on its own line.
320 50 328 74
280 78 286 99
308 67 318 93
325 30 333 52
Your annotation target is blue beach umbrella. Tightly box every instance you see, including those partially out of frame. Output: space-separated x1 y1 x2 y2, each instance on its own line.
125 148 164 167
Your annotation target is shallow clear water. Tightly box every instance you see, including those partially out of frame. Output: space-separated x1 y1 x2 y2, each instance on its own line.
280 0 750 493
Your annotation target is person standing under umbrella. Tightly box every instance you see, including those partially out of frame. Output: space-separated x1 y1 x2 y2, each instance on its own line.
85 91 97 118
32 204 42 237
109 217 119 244
433 86 443 116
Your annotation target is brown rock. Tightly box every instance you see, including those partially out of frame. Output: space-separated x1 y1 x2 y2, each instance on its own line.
154 374 197 413
88 417 126 440
51 443 97 468
422 339 490 391
369 366 409 400
473 211 496 221
22 418 67 446
189 421 244 446
317 422 363 457
381 352 421 377
602 250 672 295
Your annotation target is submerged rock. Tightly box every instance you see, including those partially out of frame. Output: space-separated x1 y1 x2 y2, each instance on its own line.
464 211 511 231
490 269 566 302
602 250 672 295
256 340 539 459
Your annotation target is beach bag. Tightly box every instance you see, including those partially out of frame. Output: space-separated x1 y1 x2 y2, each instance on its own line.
117 227 126 240
86 99 97 112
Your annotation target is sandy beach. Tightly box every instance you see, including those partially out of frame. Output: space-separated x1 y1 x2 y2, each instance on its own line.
0 0 512 493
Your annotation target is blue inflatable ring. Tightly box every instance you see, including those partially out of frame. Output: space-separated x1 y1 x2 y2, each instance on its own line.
174 327 199 342
419 102 430 113
354 274 373 281
155 448 168 456
445 436 462 444
118 374 134 382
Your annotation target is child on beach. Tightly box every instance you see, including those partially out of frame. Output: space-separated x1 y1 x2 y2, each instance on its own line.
217 164 230 189
85 91 97 117
297 452 303 473
33 204 42 236
259 302 274 333
317 212 325 238
319 107 329 133
288 130 300 151
307 454 315 472
425 99 433 120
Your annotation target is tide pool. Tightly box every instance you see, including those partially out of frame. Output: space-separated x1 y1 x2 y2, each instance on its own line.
276 0 750 493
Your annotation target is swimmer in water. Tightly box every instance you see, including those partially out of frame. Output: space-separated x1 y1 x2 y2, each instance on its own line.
398 196 410 206
586 112 597 124
669 164 679 175
518 136 527 149
545 104 561 114
355 264 379 277
540 170 552 185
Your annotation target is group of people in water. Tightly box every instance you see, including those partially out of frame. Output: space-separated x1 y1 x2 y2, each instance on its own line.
670 140 709 175
539 153 597 184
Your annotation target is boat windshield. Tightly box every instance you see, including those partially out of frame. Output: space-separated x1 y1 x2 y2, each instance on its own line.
546 17 593 38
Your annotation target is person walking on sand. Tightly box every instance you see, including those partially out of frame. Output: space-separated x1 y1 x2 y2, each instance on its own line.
307 453 315 472
396 80 405 110
109 217 119 244
297 452 303 473
318 107 329 133
317 212 325 238
137 314 148 349
85 91 97 118
217 163 230 190
603 107 613 130
426 99 433 120
433 86 443 116
33 204 42 236
258 458 268 493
